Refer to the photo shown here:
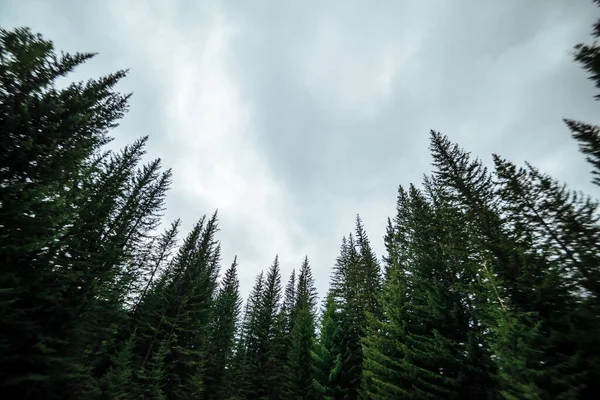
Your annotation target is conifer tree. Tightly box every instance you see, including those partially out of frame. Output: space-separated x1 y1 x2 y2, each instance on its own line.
0 27 138 399
142 337 170 400
273 269 298 395
492 156 600 396
428 131 588 397
204 257 242 399
566 0 600 185
132 219 181 316
99 332 136 399
323 220 382 400
131 213 221 399
329 235 364 399
283 257 318 399
362 183 498 399
234 271 266 399
247 256 283 399
282 269 297 334
353 216 382 319
312 294 343 400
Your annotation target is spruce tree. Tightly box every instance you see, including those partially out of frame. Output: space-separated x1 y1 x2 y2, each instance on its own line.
274 269 298 396
353 215 382 319
235 271 265 399
281 269 297 335
329 235 364 399
204 257 242 399
566 1 600 186
0 27 138 399
131 219 181 316
428 131 587 397
131 212 221 399
312 294 343 400
324 219 382 400
283 257 318 399
99 332 136 399
248 256 283 399
492 156 600 397
362 183 498 399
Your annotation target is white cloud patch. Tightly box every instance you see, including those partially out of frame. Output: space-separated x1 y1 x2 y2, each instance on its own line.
296 15 418 120
4 0 599 302
106 0 309 293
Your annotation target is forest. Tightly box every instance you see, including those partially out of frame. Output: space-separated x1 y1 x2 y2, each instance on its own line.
1 3 600 400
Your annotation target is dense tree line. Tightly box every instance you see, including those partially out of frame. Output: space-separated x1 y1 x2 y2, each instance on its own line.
1 2 600 398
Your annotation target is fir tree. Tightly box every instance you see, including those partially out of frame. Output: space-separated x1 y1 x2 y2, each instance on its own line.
248 256 283 399
565 1 600 186
325 221 382 400
204 257 242 399
353 215 382 319
362 183 498 399
429 131 586 397
132 213 221 400
312 294 343 400
99 332 136 399
274 269 298 396
0 27 135 399
234 271 265 399
283 257 318 399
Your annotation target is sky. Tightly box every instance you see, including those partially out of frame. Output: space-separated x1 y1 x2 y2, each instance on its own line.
2 0 600 302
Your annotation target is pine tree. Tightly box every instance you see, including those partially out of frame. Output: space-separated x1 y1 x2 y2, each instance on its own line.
248 256 283 399
204 257 242 399
283 257 318 399
71 146 172 385
131 212 221 400
282 269 297 334
99 332 136 399
274 269 298 396
234 271 265 399
142 336 170 400
312 294 343 400
362 183 498 399
132 219 181 316
492 156 600 396
428 131 586 397
566 1 600 186
0 27 137 399
564 119 600 186
324 220 382 400
329 235 364 399
353 215 382 319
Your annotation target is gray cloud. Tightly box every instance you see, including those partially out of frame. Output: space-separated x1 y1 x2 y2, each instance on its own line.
2 0 599 300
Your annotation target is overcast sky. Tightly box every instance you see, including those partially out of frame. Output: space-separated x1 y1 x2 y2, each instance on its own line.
3 0 599 301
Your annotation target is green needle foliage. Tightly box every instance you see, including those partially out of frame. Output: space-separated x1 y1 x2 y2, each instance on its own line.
2 3 600 397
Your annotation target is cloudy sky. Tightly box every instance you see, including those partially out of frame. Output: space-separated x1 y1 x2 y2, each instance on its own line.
2 0 599 300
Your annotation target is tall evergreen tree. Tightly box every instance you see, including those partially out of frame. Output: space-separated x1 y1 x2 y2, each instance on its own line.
131 219 181 316
329 235 364 399
282 269 297 334
312 294 343 400
322 218 382 400
283 257 318 399
249 256 283 399
204 257 242 399
428 131 588 397
234 271 266 399
0 27 152 399
353 215 382 319
132 212 221 399
362 182 498 399
273 269 298 396
566 0 600 186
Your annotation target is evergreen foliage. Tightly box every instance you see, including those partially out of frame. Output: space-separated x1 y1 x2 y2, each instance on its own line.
3 4 600 397
567 0 600 186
